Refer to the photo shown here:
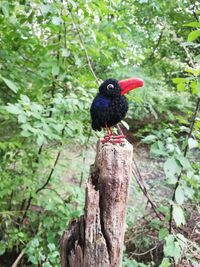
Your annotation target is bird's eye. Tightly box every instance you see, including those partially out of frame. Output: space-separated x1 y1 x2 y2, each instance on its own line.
107 84 114 90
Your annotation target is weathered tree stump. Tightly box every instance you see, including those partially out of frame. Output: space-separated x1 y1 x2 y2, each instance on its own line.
60 139 133 267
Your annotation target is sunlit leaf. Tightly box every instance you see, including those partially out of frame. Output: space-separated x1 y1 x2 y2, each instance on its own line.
52 16 61 25
159 258 170 267
177 83 185 91
184 22 200 28
188 137 198 149
6 104 22 114
1 77 18 93
173 204 186 226
175 186 184 205
187 30 200 42
18 114 27 123
172 78 187 84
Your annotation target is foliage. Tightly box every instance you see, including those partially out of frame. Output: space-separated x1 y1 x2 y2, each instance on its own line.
0 0 199 266
139 22 200 265
123 255 150 267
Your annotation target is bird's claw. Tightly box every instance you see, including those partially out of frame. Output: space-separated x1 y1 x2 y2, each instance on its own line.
101 135 125 144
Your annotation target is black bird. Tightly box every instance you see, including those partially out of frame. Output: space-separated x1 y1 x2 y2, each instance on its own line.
90 77 144 143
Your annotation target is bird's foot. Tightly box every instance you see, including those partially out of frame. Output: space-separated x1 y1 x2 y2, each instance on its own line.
101 135 125 144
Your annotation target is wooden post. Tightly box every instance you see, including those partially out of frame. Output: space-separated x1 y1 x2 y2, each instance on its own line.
60 139 133 267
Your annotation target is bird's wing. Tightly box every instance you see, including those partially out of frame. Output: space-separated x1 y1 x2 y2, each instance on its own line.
90 95 110 131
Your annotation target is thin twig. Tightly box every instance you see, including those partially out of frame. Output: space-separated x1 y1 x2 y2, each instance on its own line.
145 27 165 63
189 0 199 22
67 3 100 85
11 251 24 267
129 245 157 256
36 151 61 194
132 157 164 221
21 121 67 224
79 128 92 187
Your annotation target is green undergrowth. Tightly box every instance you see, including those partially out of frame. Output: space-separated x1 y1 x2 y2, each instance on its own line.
0 0 200 266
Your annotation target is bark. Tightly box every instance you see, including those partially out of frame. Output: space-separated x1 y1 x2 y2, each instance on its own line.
60 140 133 267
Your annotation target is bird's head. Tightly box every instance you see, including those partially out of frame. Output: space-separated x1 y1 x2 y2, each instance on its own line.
99 77 144 97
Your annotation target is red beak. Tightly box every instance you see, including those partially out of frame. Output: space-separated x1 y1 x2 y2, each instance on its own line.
119 77 144 95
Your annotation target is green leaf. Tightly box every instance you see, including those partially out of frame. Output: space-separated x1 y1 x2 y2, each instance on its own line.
177 83 186 91
31 238 39 247
176 155 192 171
20 94 30 103
40 4 51 16
173 205 186 226
1 1 9 17
142 134 157 144
188 137 198 149
164 158 181 179
6 104 22 114
184 22 200 28
52 66 59 76
18 114 27 123
52 16 61 25
175 186 184 205
187 30 200 42
62 49 70 57
43 262 52 267
159 228 169 241
198 78 200 97
150 141 168 157
159 258 170 267
21 130 31 137
173 242 182 263
164 234 183 263
194 54 200 63
47 243 56 251
164 234 175 257
0 242 6 256
1 77 18 93
37 135 47 146
172 78 187 84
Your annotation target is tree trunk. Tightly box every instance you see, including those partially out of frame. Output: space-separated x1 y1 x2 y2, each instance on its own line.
60 139 133 267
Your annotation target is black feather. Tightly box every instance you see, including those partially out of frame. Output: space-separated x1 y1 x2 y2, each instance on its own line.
90 79 128 131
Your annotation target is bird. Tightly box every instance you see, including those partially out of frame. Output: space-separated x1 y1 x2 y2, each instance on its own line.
90 77 144 144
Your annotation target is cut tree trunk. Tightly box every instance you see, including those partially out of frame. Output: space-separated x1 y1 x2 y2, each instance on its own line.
60 139 133 267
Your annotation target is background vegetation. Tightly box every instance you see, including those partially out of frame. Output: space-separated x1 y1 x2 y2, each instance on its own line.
0 0 199 266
